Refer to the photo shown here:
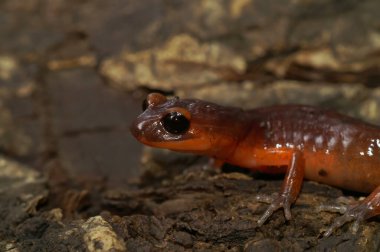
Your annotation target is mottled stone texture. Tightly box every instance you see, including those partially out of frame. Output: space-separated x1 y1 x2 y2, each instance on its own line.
1 0 380 251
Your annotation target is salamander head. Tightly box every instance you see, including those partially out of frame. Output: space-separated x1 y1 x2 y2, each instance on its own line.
130 93 246 156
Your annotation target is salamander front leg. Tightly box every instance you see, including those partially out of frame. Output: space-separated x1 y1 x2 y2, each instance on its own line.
322 185 380 237
256 151 305 226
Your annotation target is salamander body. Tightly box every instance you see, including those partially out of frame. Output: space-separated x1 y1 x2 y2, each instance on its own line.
130 93 380 236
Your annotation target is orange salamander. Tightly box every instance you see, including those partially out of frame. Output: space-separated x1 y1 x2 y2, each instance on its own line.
130 93 380 237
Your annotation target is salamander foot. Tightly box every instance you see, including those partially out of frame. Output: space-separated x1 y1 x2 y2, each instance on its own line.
320 202 369 237
256 193 292 226
319 186 380 236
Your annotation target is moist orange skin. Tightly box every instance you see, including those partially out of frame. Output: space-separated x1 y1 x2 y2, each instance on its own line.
131 93 380 234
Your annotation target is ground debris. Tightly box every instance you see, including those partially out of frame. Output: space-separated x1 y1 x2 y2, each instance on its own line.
101 163 380 251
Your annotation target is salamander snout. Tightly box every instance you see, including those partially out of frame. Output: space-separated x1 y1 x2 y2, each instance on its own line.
129 116 145 140
131 92 169 141
130 113 162 144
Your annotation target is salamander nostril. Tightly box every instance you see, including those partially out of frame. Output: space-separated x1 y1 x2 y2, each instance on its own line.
161 111 190 134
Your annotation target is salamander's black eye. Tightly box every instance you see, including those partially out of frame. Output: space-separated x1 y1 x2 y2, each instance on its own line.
142 99 148 111
162 112 190 134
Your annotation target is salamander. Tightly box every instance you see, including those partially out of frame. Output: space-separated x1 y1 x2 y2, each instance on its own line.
130 92 380 236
